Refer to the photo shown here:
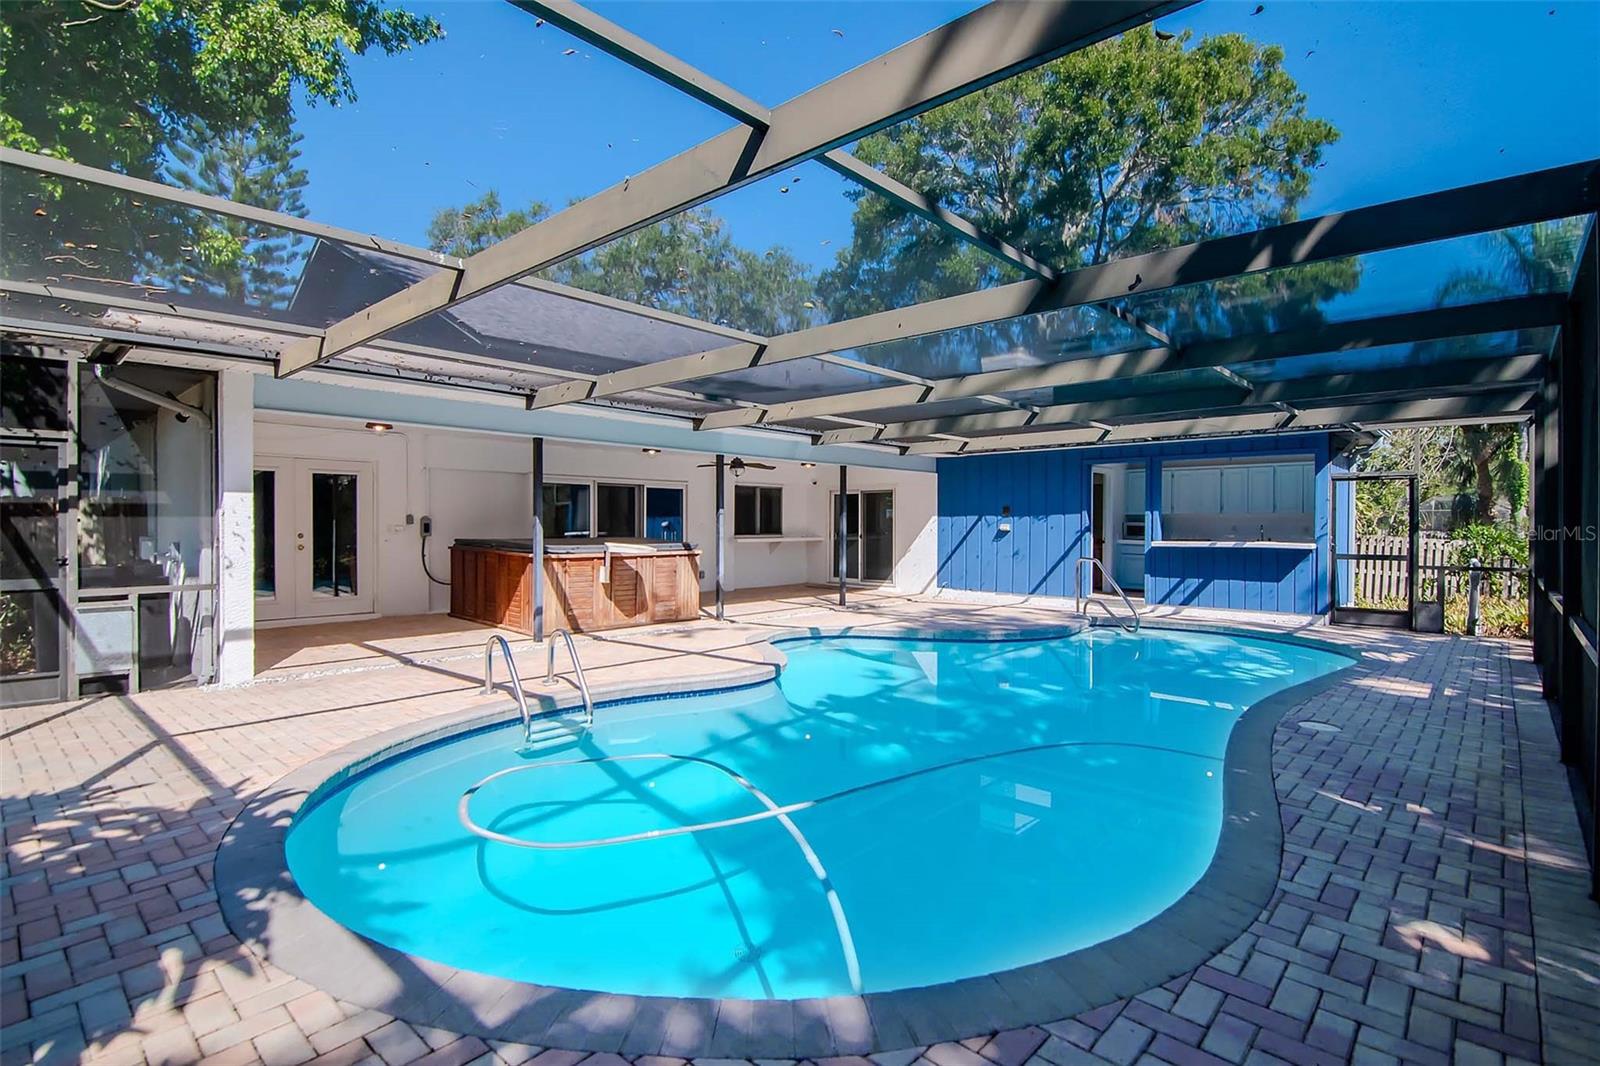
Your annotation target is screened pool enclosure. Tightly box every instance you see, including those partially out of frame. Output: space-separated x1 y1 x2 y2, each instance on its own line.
0 0 1596 894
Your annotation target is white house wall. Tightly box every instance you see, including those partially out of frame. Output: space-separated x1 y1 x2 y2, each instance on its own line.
253 413 937 622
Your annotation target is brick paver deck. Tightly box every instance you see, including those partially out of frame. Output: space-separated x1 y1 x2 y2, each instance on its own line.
4 592 1597 1066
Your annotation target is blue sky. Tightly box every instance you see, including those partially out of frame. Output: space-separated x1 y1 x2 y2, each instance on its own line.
290 0 1600 273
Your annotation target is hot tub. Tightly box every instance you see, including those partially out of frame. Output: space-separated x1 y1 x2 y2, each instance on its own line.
449 538 701 634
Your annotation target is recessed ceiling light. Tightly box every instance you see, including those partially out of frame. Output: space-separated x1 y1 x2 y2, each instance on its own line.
365 421 393 433
800 461 816 468
641 447 660 455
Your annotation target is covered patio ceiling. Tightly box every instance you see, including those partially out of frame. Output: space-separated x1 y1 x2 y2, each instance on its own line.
2 0 1595 456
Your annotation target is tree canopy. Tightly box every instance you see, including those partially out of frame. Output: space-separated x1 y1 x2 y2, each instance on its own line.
427 191 551 260
424 27 1348 349
817 25 1357 330
1 0 442 175
425 193 818 336
1 0 440 312
160 117 310 308
1364 217 1587 529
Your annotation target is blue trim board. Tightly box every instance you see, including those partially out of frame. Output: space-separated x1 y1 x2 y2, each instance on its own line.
936 433 1341 615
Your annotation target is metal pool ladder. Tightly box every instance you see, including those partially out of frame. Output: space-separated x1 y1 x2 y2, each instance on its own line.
483 634 535 740
545 629 595 728
483 631 596 743
1074 557 1142 633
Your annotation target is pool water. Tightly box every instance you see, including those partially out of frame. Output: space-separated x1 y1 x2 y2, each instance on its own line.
286 628 1348 1000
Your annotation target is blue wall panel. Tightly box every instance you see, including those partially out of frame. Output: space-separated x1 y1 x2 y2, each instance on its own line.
935 432 1340 615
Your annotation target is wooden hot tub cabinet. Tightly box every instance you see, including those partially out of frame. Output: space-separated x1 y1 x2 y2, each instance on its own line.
449 540 702 635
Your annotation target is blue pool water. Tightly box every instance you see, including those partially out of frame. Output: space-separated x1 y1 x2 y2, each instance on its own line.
286 628 1348 1000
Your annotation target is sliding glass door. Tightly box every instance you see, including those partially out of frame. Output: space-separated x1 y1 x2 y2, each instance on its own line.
831 490 894 583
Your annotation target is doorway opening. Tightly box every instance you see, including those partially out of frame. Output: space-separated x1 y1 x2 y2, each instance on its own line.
1331 471 1419 629
1088 463 1147 597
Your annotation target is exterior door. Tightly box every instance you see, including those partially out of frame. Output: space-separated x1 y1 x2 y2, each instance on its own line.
255 459 376 621
1331 472 1418 629
1 440 71 705
832 490 894 583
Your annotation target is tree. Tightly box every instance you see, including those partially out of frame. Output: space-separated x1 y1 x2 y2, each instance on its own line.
1 0 442 176
817 25 1358 340
159 118 310 308
426 192 551 259
1 0 441 305
425 195 819 336
1355 425 1529 532
1418 219 1582 521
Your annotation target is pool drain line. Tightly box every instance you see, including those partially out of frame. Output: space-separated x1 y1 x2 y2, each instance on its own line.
458 740 1217 852
457 739 1219 993
460 751 863 993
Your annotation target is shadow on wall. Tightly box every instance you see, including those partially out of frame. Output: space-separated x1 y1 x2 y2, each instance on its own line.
1143 547 1312 613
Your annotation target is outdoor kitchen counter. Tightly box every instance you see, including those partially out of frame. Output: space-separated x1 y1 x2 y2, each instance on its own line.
449 539 702 635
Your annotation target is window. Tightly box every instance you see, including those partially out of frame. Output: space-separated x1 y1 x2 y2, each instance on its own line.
595 483 639 537
1160 458 1315 542
542 483 591 539
253 471 275 597
310 473 358 596
77 365 215 589
645 486 685 541
0 347 69 432
735 485 782 536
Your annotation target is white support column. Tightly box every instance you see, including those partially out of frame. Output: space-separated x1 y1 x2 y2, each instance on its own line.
214 370 256 685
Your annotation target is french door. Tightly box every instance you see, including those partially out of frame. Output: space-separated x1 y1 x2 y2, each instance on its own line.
831 490 894 583
255 459 376 621
1 439 71 704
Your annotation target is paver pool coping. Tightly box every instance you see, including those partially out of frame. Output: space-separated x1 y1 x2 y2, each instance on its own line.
214 619 1359 1058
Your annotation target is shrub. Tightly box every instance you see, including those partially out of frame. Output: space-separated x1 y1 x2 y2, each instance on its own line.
1449 523 1529 568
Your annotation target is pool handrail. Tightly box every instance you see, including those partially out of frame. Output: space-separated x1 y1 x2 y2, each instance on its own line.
546 628 595 727
483 634 534 741
1074 557 1141 633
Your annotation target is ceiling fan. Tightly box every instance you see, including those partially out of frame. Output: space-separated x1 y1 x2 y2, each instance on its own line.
694 456 776 478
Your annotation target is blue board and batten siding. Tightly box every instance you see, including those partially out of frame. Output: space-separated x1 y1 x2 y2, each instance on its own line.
936 432 1338 615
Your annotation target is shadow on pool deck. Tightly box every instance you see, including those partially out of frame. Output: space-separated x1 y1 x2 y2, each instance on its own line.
3 599 1596 1064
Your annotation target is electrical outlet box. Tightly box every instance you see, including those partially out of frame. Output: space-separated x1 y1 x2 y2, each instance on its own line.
420 516 433 537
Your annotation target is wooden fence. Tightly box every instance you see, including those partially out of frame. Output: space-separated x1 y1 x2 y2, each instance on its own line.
1349 535 1527 604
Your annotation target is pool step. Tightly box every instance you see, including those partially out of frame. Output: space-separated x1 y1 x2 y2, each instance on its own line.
518 716 588 756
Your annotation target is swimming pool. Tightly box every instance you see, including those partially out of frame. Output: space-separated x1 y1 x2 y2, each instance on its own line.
284 627 1349 1002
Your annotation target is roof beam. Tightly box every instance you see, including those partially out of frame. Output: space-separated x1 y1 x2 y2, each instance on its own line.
280 0 1177 376
1293 389 1538 427
507 0 770 125
912 390 1537 455
0 146 776 350
728 292 1568 429
509 3 1070 349
535 160 1598 407
814 151 1057 280
839 353 1544 443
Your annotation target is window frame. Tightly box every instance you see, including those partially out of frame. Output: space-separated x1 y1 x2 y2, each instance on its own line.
541 479 594 540
541 476 691 541
594 481 642 539
734 482 784 537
